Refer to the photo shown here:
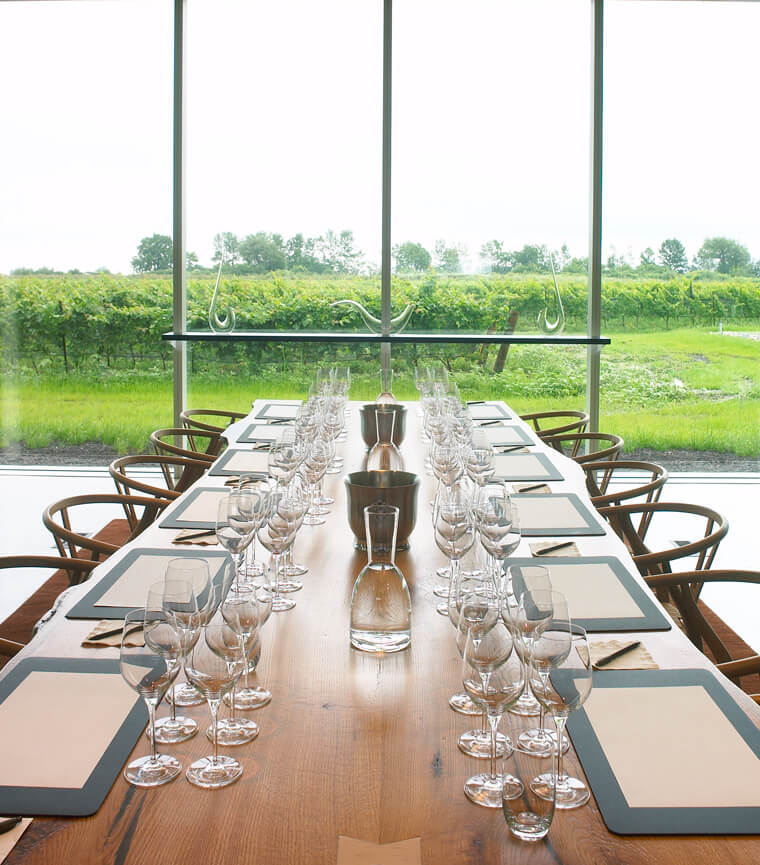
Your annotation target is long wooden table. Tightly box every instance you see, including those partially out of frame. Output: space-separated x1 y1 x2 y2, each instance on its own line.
6 402 760 864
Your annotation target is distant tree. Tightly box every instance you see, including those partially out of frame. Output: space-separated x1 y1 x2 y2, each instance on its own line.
640 247 656 266
563 256 588 274
239 233 287 272
392 241 431 272
285 233 324 272
433 239 462 273
212 232 241 266
695 236 751 274
186 251 200 270
132 234 172 272
316 229 362 273
512 243 551 272
658 238 688 273
479 240 513 273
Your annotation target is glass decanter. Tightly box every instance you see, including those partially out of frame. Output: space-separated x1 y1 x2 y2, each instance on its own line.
366 405 404 471
350 503 411 653
376 368 395 404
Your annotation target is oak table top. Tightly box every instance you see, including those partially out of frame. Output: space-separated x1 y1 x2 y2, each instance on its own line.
6 402 760 865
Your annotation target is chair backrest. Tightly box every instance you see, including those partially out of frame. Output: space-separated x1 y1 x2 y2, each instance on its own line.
109 454 207 501
519 409 589 439
43 494 171 561
0 555 98 588
597 500 728 579
150 428 223 463
180 408 247 434
583 459 668 537
543 432 624 464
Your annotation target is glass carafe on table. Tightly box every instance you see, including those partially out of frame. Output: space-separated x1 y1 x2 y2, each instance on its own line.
376 368 395 405
366 404 404 472
350 503 411 653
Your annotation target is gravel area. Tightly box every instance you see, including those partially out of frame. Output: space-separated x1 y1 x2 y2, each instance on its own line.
1 441 757 473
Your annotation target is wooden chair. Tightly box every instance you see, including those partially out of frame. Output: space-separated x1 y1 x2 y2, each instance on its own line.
180 408 247 434
150 427 223 463
543 432 624 465
519 409 589 439
582 459 668 536
43 493 171 562
644 570 760 700
109 454 208 502
597 501 728 581
0 556 99 663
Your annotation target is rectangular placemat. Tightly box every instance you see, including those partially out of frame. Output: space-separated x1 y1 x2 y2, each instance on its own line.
234 423 287 445
511 492 606 536
158 487 232 529
253 401 300 421
493 452 564 482
67 547 231 619
481 424 534 448
0 658 147 816
507 556 671 632
567 669 760 834
208 448 269 477
468 402 510 421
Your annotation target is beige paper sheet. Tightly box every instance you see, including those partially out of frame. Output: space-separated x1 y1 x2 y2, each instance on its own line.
245 424 285 442
0 818 32 863
0 671 139 789
221 450 269 474
484 426 526 446
337 836 421 865
515 495 592 531
494 453 552 479
591 641 658 670
175 488 229 523
469 404 504 421
95 552 215 608
540 562 643 619
584 685 760 808
258 403 299 419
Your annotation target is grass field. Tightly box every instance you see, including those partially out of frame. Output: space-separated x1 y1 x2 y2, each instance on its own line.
2 330 758 457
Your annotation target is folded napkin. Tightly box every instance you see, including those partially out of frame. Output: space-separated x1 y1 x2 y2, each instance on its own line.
173 529 218 545
82 621 144 648
530 540 580 557
591 640 658 670
0 817 32 863
512 483 552 495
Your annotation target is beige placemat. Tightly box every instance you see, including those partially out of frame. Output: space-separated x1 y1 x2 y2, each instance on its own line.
95 552 195 608
584 686 760 808
591 641 658 670
337 836 421 865
493 453 554 479
530 540 580 557
82 620 144 649
0 671 139 788
513 483 552 495
219 450 269 475
243 424 286 442
257 403 300 420
174 488 229 523
0 818 32 863
173 529 218 545
532 561 644 620
514 495 594 532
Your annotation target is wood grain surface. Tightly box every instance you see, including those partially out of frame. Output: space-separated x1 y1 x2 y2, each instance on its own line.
6 404 760 865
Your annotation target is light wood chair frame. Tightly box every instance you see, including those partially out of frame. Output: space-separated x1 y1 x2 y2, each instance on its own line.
180 408 247 434
519 409 589 439
583 459 668 537
543 431 624 465
150 427 223 463
109 454 208 502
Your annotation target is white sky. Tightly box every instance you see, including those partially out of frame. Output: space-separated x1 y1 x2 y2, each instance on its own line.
0 0 758 274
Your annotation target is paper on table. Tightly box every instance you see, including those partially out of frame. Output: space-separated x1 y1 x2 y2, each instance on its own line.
172 529 218 545
94 553 184 608
217 449 269 475
337 836 421 865
516 496 593 531
530 540 580 557
591 641 658 670
175 489 229 524
0 818 32 864
584 685 760 808
536 562 643 619
256 403 300 420
238 424 286 443
0 671 138 788
82 620 144 648
493 453 555 479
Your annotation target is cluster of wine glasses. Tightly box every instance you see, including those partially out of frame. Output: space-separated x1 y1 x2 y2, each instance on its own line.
120 554 273 789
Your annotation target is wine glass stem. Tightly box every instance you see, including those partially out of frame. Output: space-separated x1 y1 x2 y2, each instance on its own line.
146 698 159 764
554 716 568 785
487 713 500 782
169 683 177 722
209 698 221 764
273 552 282 600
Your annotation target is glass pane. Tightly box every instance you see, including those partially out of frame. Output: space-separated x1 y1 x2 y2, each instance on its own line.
602 0 760 468
0 0 174 459
185 0 382 402
392 0 590 401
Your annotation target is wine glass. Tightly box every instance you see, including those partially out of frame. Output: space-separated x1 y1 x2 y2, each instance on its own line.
530 623 593 809
461 615 525 808
300 439 332 525
465 442 496 486
433 484 475 615
258 513 298 611
237 477 271 581
184 620 246 789
274 475 309 593
269 442 300 487
229 563 273 710
476 488 521 584
120 608 181 787
216 492 255 585
146 578 201 743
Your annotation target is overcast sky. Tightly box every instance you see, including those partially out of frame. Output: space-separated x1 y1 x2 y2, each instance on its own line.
1 0 758 274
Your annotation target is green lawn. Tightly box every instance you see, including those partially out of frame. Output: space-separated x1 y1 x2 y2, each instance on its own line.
2 329 758 457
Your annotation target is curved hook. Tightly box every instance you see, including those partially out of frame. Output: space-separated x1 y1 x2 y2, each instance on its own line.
208 254 235 333
537 253 565 335
330 300 415 334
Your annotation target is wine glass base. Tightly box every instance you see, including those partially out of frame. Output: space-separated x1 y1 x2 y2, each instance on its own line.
173 682 205 707
209 718 259 746
283 563 308 577
272 596 296 612
516 727 569 757
531 773 590 809
151 715 198 744
244 563 265 579
449 692 483 715
227 686 272 710
435 566 449 579
458 729 511 759
464 772 522 809
124 754 181 787
314 496 334 506
186 755 243 789
436 601 449 616
508 693 541 718
432 583 450 598
278 579 303 593
303 514 325 526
